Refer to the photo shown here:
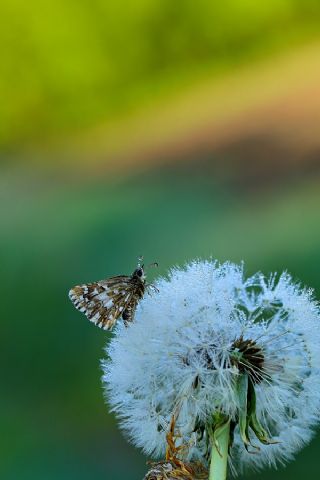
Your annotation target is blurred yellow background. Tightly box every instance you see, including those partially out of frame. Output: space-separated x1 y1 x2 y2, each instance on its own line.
1 1 320 479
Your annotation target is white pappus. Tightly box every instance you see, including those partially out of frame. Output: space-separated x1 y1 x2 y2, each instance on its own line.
102 260 320 475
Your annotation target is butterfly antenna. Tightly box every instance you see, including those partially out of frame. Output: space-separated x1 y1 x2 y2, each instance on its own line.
137 255 144 268
147 262 158 269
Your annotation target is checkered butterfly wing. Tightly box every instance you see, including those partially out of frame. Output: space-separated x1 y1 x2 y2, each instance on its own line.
69 275 141 330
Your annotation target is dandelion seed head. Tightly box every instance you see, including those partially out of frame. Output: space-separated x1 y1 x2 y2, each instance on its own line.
102 260 320 473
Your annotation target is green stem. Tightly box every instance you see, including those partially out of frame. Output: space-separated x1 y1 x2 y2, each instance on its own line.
209 421 230 480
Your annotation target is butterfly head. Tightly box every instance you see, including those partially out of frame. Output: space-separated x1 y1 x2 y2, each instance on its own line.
133 257 158 283
132 266 146 282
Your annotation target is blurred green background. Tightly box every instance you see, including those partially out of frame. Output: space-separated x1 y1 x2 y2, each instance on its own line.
1 1 320 479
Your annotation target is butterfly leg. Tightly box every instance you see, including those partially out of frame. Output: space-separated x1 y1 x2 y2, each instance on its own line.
146 283 159 294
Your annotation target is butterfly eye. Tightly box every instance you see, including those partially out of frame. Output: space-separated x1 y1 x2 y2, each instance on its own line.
137 268 143 277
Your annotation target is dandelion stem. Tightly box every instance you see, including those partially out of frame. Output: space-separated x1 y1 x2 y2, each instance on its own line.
209 420 230 480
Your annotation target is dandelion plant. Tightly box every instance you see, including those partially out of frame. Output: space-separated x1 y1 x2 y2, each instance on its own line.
102 260 320 479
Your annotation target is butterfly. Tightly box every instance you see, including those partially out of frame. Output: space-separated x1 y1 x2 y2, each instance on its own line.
68 258 158 330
